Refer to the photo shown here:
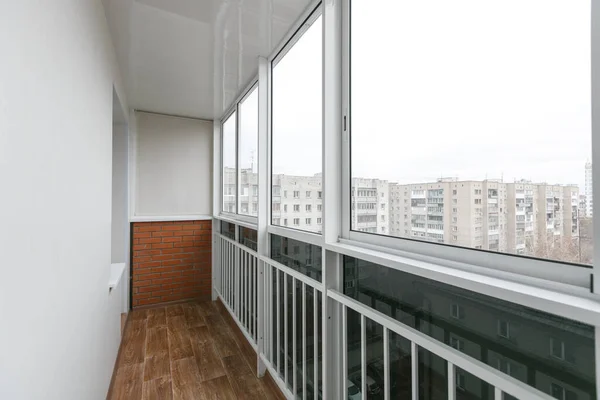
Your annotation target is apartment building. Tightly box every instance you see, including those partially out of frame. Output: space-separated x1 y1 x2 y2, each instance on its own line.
272 173 323 232
585 162 593 217
351 178 390 235
389 179 579 260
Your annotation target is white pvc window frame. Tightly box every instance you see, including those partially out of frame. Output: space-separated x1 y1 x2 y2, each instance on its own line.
219 79 259 227
340 0 598 293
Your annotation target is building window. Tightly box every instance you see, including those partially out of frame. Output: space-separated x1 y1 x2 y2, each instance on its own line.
306 204 312 212
284 219 288 226
284 205 288 212
222 112 236 213
497 320 510 339
550 338 566 360
306 191 311 198
294 204 300 212
306 218 311 225
317 218 322 224
496 358 512 376
449 336 463 352
451 304 464 319
318 191 322 199
273 218 280 225
284 190 287 198
271 12 322 233
317 204 322 211
551 383 578 400
455 371 465 391
293 218 300 226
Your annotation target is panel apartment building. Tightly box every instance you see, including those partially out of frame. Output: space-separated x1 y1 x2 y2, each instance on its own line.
389 179 580 259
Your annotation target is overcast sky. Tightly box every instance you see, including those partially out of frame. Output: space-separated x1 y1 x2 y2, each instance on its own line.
239 0 591 191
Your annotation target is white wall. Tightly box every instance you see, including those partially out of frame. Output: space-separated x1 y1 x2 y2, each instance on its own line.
112 123 129 264
134 112 213 216
0 1 128 399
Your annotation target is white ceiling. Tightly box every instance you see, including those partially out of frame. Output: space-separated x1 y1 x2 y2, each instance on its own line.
102 0 312 120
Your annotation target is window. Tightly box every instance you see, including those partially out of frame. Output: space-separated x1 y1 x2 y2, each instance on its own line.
497 320 510 339
238 87 258 216
284 190 287 198
317 204 322 211
317 217 322 224
551 383 578 400
306 191 311 198
349 0 592 266
220 220 235 240
449 336 463 352
380 203 385 210
318 191 322 199
306 204 312 212
306 218 311 225
238 226 257 251
222 112 236 213
284 218 288 226
456 371 465 391
496 358 512 376
451 304 464 319
550 338 566 360
293 218 300 226
271 12 322 233
294 204 300 212
271 234 322 281
284 205 288 212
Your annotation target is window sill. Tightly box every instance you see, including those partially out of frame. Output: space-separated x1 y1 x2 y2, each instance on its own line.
325 240 600 326
130 214 211 222
109 262 126 292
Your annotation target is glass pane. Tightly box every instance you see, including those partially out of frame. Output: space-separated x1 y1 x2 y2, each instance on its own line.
346 308 362 398
418 347 448 400
343 256 596 399
220 220 235 240
389 331 412 398
239 87 258 216
350 0 592 265
222 112 236 213
270 234 322 281
271 13 323 234
455 368 494 400
238 226 257 251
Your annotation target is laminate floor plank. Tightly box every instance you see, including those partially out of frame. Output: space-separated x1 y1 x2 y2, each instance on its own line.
183 303 206 328
119 319 147 366
171 357 204 400
166 304 184 317
146 327 168 357
142 376 172 400
168 328 194 361
200 375 237 400
147 307 167 329
144 353 170 381
167 315 188 332
111 363 144 400
191 334 226 382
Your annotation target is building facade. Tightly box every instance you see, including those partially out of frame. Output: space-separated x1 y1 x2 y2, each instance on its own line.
585 162 593 217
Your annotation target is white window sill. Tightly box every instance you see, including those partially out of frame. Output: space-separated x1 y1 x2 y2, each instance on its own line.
130 214 212 222
325 240 600 327
109 263 126 291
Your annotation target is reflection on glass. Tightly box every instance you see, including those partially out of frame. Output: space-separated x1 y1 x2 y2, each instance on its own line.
270 234 322 281
419 347 447 400
220 221 235 240
271 14 323 234
389 331 412 398
239 87 258 216
343 256 596 399
350 0 592 265
455 368 494 400
222 112 236 213
238 226 257 251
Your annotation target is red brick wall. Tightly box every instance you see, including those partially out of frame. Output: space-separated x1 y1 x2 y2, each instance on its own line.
131 220 212 308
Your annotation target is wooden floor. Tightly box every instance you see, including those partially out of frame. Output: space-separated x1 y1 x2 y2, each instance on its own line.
109 300 284 400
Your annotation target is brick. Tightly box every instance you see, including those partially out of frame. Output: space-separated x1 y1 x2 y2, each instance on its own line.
137 273 161 281
135 250 161 256
175 230 195 236
139 285 161 293
140 237 161 244
135 232 153 238
151 243 173 249
174 241 194 248
138 297 161 306
152 266 175 273
138 226 163 232
180 221 195 225
138 261 161 269
151 254 179 262
162 271 183 278
161 260 181 267
133 256 152 263
162 225 183 231
162 237 182 243
161 248 183 255
151 231 174 237
133 280 155 288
